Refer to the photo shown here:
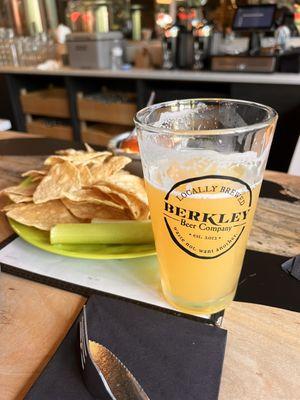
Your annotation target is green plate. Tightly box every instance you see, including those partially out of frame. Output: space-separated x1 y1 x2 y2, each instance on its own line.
9 219 156 260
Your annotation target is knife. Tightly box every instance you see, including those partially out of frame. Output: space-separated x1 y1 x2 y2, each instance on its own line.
79 306 150 400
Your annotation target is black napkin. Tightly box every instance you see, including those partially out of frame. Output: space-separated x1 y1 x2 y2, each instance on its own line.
282 255 300 280
25 295 227 400
236 250 300 312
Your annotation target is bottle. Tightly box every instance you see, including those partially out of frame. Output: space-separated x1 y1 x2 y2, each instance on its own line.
111 40 123 70
131 5 142 41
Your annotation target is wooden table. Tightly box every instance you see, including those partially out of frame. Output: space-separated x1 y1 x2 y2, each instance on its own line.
0 133 300 400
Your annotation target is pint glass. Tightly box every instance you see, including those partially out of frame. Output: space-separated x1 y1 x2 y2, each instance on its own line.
135 99 277 314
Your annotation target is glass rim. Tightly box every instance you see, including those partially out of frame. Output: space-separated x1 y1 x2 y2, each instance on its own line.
134 98 278 136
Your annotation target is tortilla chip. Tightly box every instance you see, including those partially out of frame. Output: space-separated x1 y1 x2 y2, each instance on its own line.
6 200 79 231
84 143 95 153
1 183 38 203
55 148 81 156
96 171 150 220
33 161 81 204
31 176 44 183
64 188 123 209
2 146 147 228
44 151 111 167
55 146 95 156
5 194 33 203
1 202 22 212
78 164 93 186
89 156 131 184
105 173 148 206
93 184 148 220
95 174 149 219
2 183 37 196
84 153 111 174
62 198 131 221
21 169 48 179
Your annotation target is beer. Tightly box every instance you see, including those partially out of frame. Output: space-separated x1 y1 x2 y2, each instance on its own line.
145 173 261 314
135 98 277 314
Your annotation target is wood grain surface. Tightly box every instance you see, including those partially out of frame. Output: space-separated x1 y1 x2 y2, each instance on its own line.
221 302 300 400
0 274 85 400
0 134 299 400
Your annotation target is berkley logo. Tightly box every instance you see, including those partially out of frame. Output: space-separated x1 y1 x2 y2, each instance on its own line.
163 175 253 259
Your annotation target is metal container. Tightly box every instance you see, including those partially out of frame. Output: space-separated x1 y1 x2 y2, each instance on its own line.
108 132 143 177
66 31 123 69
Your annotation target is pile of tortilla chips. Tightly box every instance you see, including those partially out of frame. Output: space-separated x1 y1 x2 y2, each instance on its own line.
0 145 149 231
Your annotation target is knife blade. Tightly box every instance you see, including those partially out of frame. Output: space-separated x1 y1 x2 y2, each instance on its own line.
89 340 150 400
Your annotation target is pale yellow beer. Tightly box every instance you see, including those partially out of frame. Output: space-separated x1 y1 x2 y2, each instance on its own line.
145 177 261 314
135 99 277 314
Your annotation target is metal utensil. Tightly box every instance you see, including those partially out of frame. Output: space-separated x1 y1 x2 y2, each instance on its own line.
79 306 150 400
128 91 156 139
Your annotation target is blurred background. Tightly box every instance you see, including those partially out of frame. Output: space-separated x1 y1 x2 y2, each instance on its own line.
0 1 298 40
0 1 299 174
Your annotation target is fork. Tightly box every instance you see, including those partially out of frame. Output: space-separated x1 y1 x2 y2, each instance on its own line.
79 306 150 400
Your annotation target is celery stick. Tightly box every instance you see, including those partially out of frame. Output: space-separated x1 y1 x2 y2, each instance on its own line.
50 221 154 245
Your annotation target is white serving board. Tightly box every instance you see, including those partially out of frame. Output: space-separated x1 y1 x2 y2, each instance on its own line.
0 237 174 311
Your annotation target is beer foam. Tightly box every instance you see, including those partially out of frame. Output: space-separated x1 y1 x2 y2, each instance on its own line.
144 149 264 195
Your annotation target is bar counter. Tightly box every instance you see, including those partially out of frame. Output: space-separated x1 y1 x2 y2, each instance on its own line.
0 65 300 85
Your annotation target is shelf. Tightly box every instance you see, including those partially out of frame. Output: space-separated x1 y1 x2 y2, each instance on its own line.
77 93 136 126
81 123 130 146
20 87 70 118
26 119 73 141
